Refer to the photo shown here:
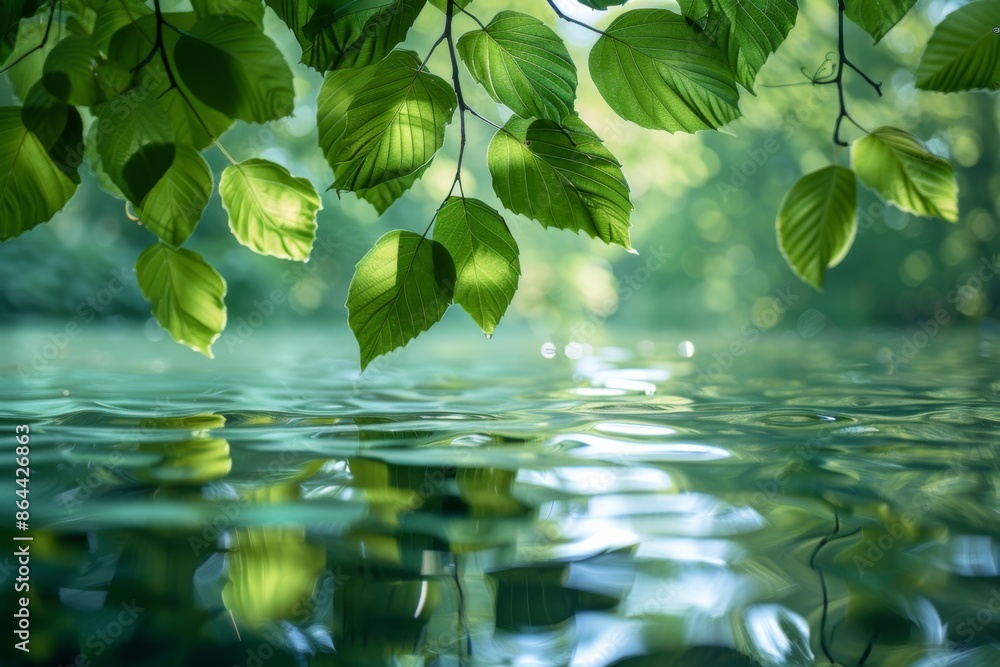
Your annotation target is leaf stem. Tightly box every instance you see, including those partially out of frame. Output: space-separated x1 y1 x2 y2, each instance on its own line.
0 0 58 76
443 0 467 203
545 0 604 35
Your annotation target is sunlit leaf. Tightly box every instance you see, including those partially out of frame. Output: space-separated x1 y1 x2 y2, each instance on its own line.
92 0 152 54
347 230 455 370
3 11 67 102
488 115 632 249
844 0 916 42
0 107 79 241
297 0 425 71
318 50 456 192
915 0 1000 93
429 0 472 12
434 197 520 334
174 15 294 123
137 144 214 248
678 0 797 90
777 165 857 289
220 158 322 262
576 0 627 8
356 164 428 214
589 8 741 132
95 90 176 204
852 126 958 222
136 243 227 358
457 11 577 121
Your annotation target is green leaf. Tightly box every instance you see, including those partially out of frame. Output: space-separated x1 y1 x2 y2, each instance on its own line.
41 34 104 106
136 243 228 358
192 0 266 25
487 115 633 249
844 0 916 43
136 144 214 247
108 12 235 149
0 107 79 241
174 15 294 123
678 0 797 91
777 165 857 289
1 2 31 64
915 0 1000 93
219 158 322 262
3 12 67 102
95 91 176 204
434 197 520 334
347 230 455 369
298 0 425 71
852 126 958 222
318 50 456 192
92 0 152 54
457 11 577 121
589 9 741 133
576 0 627 8
356 164 428 214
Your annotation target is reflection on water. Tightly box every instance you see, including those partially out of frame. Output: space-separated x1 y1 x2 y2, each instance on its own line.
2 332 1000 666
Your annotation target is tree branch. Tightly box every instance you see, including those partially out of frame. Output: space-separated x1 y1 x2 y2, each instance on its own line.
830 0 882 146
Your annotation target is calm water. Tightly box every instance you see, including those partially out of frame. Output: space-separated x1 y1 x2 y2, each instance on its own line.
2 327 1000 667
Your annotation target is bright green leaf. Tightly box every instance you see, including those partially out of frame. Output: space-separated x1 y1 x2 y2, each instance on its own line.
174 15 294 123
137 144 214 247
589 8 741 133
678 0 797 91
852 126 958 222
0 107 79 241
347 230 455 369
95 90 176 204
434 197 520 334
488 115 633 249
457 11 577 121
844 0 916 43
357 164 428 214
298 0 425 71
777 165 857 290
318 50 456 192
220 158 322 262
192 0 266 25
915 0 1000 93
136 243 228 358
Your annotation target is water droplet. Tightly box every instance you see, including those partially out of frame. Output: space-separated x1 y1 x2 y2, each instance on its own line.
541 342 557 359
565 342 583 359
484 333 493 340
677 340 695 358
61 389 70 397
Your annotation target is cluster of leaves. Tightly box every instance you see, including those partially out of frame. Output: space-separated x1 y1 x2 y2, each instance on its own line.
0 0 997 366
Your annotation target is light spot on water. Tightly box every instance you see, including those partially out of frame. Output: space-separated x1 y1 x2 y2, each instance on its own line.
565 342 583 359
678 340 695 358
61 389 70 397
540 342 557 359
594 422 677 437
151 360 165 373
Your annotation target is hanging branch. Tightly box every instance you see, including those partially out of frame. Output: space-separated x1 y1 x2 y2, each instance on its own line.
545 0 604 35
820 0 884 146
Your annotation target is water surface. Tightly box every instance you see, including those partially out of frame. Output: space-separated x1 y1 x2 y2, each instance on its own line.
2 328 999 667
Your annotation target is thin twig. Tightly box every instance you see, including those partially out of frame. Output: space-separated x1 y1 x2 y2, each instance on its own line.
830 0 882 146
545 0 604 35
0 1 58 76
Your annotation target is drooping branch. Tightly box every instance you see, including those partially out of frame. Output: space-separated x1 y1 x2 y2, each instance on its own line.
827 0 883 146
